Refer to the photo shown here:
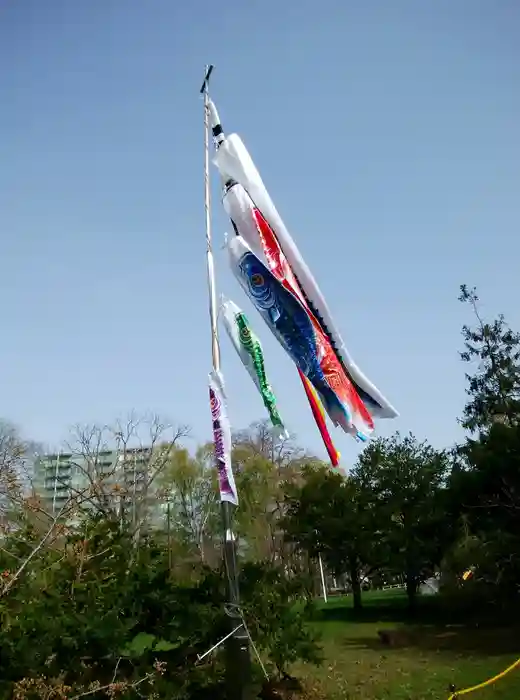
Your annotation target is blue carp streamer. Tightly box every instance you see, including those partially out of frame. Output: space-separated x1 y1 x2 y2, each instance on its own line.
234 247 347 426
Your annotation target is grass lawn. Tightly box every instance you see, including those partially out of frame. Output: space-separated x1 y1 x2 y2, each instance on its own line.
291 589 520 700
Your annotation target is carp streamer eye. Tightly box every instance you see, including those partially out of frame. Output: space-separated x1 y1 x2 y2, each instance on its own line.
251 273 264 287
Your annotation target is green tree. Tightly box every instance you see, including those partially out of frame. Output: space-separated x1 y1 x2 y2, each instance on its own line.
459 284 520 433
450 286 520 607
283 465 370 610
353 433 451 612
449 422 520 607
232 421 307 564
158 444 220 564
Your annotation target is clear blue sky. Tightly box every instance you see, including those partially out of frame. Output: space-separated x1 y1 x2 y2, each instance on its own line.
1 0 519 465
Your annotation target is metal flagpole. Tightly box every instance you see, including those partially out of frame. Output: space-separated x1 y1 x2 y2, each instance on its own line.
200 65 251 700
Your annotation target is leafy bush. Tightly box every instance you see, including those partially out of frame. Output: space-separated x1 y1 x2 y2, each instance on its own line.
0 515 321 699
239 561 322 675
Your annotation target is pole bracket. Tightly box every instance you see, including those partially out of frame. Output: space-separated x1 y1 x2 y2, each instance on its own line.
200 65 214 94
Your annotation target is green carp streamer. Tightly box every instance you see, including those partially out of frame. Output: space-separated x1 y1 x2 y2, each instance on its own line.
236 312 283 427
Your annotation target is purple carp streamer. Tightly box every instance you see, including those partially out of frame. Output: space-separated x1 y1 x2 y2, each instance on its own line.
209 370 238 505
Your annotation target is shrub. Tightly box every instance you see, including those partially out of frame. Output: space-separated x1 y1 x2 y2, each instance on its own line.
0 515 321 699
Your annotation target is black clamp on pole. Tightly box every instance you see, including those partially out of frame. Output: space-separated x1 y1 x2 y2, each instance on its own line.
200 64 214 94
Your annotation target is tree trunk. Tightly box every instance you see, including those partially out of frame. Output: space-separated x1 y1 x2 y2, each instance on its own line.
348 555 363 611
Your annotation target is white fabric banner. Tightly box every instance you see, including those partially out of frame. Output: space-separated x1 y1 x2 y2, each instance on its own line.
208 370 238 506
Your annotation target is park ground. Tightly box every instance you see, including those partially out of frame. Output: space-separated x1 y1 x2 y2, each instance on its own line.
289 589 520 700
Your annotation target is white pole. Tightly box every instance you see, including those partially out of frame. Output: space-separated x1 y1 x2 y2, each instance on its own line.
318 552 328 603
202 67 221 373
199 65 250 695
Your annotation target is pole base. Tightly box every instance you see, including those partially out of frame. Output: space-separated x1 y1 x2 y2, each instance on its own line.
225 624 252 700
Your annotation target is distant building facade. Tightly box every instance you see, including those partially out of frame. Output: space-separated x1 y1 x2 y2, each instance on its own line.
34 448 165 525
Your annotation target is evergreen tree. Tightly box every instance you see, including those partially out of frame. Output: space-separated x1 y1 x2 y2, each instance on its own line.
453 285 520 608
459 284 520 433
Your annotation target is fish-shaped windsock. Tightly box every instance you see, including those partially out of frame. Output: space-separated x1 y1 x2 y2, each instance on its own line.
209 370 238 505
228 235 375 440
208 98 398 423
221 297 287 438
298 369 341 467
220 178 343 454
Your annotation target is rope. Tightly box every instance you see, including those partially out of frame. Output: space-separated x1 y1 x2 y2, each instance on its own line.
224 603 270 680
448 656 520 699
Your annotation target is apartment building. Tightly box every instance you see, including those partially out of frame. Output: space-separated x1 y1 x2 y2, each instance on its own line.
34 447 163 523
